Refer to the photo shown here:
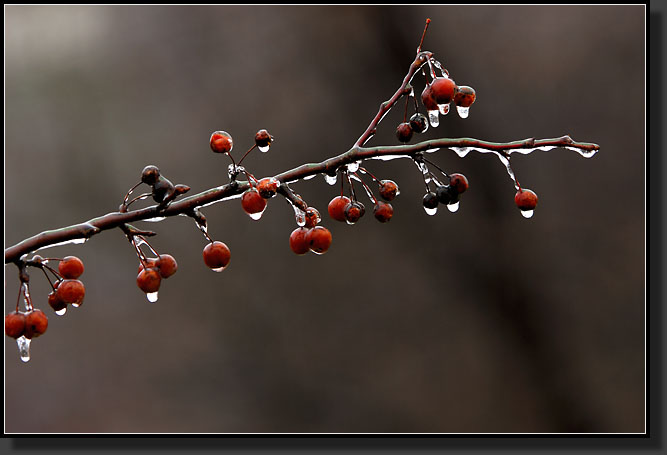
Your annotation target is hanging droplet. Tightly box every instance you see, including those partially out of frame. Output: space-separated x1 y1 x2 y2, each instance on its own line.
146 292 159 303
451 147 471 158
248 206 266 221
520 209 534 219
347 161 360 173
447 201 460 213
427 110 439 127
565 146 598 158
258 144 270 153
17 336 31 362
55 307 67 316
211 265 227 273
438 103 450 116
71 302 81 308
294 206 306 226
144 217 166 223
424 206 438 216
456 106 470 119
324 173 337 185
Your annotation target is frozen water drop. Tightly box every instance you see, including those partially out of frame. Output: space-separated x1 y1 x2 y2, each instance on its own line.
452 147 471 158
424 206 438 216
456 106 470 119
144 216 166 222
565 146 598 158
71 302 81 308
55 307 67 316
146 292 159 303
324 174 337 185
294 206 306 226
427 110 439 127
258 145 270 153
211 265 227 273
347 161 360 173
17 336 31 362
248 207 266 221
438 104 450 116
520 209 534 219
447 201 460 213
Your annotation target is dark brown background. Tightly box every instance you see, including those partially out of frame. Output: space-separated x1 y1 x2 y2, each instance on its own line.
4 5 645 433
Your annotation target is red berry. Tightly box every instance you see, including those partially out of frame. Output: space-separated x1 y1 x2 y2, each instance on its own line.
328 196 350 222
449 173 469 195
344 201 365 224
396 122 413 143
289 227 311 255
56 279 85 306
306 226 332 255
241 188 267 217
203 241 231 271
58 256 84 279
257 177 279 199
409 113 428 133
138 258 159 274
156 254 178 279
24 309 48 339
210 131 233 154
515 189 538 211
5 312 26 339
304 207 321 228
430 76 457 104
379 180 399 201
373 202 394 223
255 129 273 148
421 84 438 111
454 85 476 108
137 267 161 293
141 165 161 185
48 291 67 313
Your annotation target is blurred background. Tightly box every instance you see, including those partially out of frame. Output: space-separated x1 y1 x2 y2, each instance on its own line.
4 5 645 433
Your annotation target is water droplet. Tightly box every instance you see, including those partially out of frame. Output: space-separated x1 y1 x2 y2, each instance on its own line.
258 145 270 153
71 302 81 308
438 103 450 116
248 206 266 221
447 201 460 213
302 174 317 180
565 146 598 158
427 110 439 127
424 206 438 216
211 265 227 273
144 217 166 223
146 292 158 303
451 147 471 158
456 106 470 119
17 336 31 362
324 174 337 185
520 209 534 219
294 206 306 226
36 237 88 251
347 161 360 173
55 307 67 316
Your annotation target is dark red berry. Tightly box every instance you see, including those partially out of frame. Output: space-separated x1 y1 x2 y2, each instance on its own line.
24 309 48 339
241 188 267 217
5 312 26 339
255 129 273 148
396 122 413 143
304 207 321 228
141 165 161 185
210 131 233 154
421 84 438 111
306 226 332 255
379 180 399 201
454 86 476 108
137 268 161 293
156 254 178 279
409 113 428 133
48 291 67 313
436 185 457 205
58 256 84 279
257 177 279 199
344 201 365 224
515 189 538 211
152 176 176 203
430 76 457 104
328 196 351 222
373 202 394 223
203 241 231 271
56 279 85 306
289 227 311 255
138 258 159 274
423 192 439 209
449 173 469 195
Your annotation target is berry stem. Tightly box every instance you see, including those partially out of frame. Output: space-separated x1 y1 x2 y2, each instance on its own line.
358 166 380 184
237 144 258 166
39 266 57 291
422 157 450 180
346 171 358 202
121 181 142 212
416 18 431 54
353 172 378 204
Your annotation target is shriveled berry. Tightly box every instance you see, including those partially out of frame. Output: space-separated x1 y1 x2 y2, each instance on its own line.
396 122 413 143
373 202 394 223
289 227 311 255
48 291 67 313
58 256 84 279
449 173 469 195
203 241 231 271
409 113 428 133
156 254 178 279
423 192 439 209
328 196 351 222
241 188 267 216
152 176 176 203
210 131 233 154
5 312 26 339
454 86 476 108
515 189 538 211
430 76 457 104
304 207 321 228
137 268 161 293
379 180 399 201
56 279 85 306
306 226 332 255
141 165 160 185
344 201 365 224
255 129 273 148
436 185 457 205
24 309 48 339
257 177 279 199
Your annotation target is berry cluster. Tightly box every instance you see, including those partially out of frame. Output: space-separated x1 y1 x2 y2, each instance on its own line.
289 207 333 255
